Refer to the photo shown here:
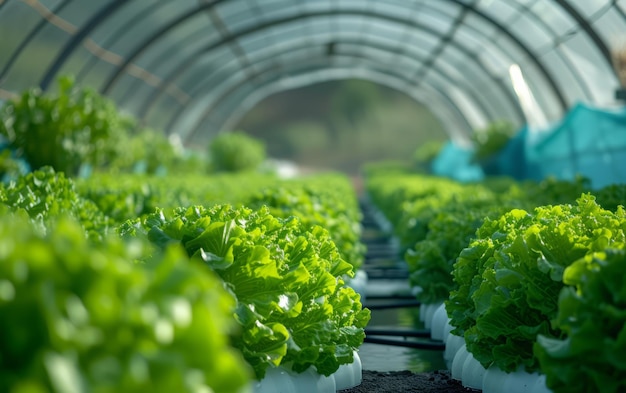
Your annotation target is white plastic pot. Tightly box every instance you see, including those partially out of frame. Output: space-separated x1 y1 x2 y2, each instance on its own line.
430 303 448 341
502 369 543 393
411 285 423 298
482 365 553 393
444 335 463 370
451 344 470 380
253 367 299 393
346 270 368 304
420 302 444 330
333 351 362 390
444 334 465 370
441 317 454 342
253 366 335 393
461 353 486 390
482 366 510 393
252 351 362 393
531 374 552 393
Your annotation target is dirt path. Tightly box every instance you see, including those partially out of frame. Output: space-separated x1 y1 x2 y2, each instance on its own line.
339 370 476 393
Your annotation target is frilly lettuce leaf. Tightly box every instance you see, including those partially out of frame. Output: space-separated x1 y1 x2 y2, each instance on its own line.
135 204 369 379
448 194 626 372
535 249 626 393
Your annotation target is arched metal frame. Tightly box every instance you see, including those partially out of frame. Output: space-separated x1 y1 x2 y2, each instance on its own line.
39 0 129 90
100 1 227 95
0 0 73 82
553 0 612 64
135 7 526 135
175 49 508 141
490 0 597 102
73 0 172 85
119 7 532 139
215 67 475 145
97 2 567 137
155 27 525 140
178 50 495 142
0 0 622 145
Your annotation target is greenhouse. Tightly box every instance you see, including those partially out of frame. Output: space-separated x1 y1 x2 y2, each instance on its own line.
1 1 625 392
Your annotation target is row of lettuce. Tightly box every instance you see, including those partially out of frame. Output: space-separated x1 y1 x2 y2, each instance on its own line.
364 164 626 393
0 167 369 393
0 76 268 180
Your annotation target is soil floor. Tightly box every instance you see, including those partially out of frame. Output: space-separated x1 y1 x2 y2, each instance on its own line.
339 370 477 393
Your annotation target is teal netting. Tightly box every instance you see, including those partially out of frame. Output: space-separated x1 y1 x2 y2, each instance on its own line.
430 141 484 183
526 103 626 189
433 103 626 189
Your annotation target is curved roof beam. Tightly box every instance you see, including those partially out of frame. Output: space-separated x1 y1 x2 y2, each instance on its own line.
74 0 172 84
411 3 470 85
179 52 486 142
39 0 128 90
136 10 523 125
448 0 566 109
0 0 72 82
30 1 608 113
165 38 513 141
199 66 474 145
100 1 225 94
552 0 613 69
216 69 473 145
503 0 596 101
103 2 567 113
157 43 518 135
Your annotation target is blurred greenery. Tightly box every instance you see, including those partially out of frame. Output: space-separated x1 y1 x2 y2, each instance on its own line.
0 76 129 176
0 71 447 179
471 120 515 162
236 79 448 175
413 140 445 172
208 131 267 173
0 76 204 178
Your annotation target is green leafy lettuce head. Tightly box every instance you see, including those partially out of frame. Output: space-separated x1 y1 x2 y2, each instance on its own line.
207 132 266 173
406 201 518 304
471 120 515 163
0 212 250 393
136 204 370 379
0 167 112 240
535 249 626 393
246 179 366 271
0 76 128 175
447 194 626 372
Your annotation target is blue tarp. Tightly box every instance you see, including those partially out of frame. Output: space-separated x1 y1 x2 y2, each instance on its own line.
525 103 626 188
495 125 528 180
430 141 484 182
433 103 626 188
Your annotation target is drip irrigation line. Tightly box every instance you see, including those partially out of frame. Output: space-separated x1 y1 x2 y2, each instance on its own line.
364 337 445 350
365 328 431 338
364 300 421 309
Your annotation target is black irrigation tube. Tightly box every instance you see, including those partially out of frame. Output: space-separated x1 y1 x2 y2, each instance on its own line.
363 300 421 309
363 273 410 280
364 337 445 351
365 328 431 338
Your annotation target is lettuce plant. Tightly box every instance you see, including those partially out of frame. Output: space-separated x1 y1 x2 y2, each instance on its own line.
208 132 266 173
126 204 370 379
0 212 250 393
535 249 626 393
0 167 112 240
447 194 626 372
247 177 365 270
593 183 626 212
0 76 128 175
406 201 517 304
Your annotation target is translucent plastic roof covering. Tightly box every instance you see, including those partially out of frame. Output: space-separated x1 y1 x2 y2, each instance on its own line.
0 0 624 145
